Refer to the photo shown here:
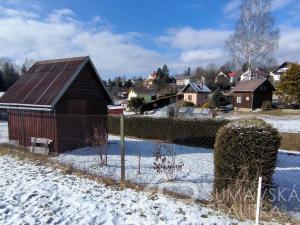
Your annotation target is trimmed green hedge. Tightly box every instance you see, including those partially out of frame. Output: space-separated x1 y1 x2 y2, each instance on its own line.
214 118 281 192
108 116 229 148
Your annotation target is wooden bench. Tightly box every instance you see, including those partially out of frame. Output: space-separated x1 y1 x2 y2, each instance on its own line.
30 137 52 155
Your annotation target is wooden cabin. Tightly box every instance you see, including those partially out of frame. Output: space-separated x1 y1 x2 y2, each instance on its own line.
0 56 112 153
232 79 275 111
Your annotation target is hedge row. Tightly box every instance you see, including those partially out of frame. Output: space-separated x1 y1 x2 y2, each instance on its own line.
108 116 229 148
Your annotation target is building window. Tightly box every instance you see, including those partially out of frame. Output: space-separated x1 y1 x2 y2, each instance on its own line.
188 95 192 101
237 96 242 104
246 97 250 101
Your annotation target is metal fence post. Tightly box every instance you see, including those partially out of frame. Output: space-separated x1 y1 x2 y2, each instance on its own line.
120 114 125 184
255 176 262 225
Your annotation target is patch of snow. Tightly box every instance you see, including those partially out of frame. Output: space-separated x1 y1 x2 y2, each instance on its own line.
0 121 8 143
55 135 300 220
0 155 255 225
216 114 300 133
56 135 214 201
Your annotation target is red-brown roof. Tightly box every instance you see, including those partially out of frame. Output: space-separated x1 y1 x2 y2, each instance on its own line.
232 79 275 92
0 56 111 110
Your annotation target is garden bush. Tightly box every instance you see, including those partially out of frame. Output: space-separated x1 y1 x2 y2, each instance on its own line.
182 101 195 107
201 102 210 108
108 116 229 148
214 118 281 192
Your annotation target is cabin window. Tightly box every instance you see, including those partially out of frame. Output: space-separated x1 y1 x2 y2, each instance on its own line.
237 96 242 104
188 95 192 101
246 97 250 101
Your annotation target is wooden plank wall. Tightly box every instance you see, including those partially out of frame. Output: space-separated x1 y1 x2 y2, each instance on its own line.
8 110 57 152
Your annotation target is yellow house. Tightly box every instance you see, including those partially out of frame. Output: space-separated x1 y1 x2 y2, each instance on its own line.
180 82 211 107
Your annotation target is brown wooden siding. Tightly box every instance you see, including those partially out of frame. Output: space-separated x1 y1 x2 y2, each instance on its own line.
55 62 111 115
233 92 253 109
8 110 57 151
8 110 107 153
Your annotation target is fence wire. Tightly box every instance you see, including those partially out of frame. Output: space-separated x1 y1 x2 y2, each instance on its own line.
0 111 299 221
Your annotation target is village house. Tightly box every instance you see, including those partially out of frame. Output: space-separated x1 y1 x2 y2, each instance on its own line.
128 87 157 103
175 74 191 86
177 82 211 107
143 71 159 88
270 61 297 82
0 56 112 153
240 68 269 81
232 79 275 111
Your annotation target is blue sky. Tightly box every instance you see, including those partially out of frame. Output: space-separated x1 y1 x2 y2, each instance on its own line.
0 0 299 78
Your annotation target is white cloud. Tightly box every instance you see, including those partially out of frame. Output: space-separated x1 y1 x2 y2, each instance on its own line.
157 27 231 50
272 0 294 11
223 0 241 19
0 5 299 77
276 26 300 63
0 7 165 77
157 27 231 68
0 6 39 18
224 0 240 14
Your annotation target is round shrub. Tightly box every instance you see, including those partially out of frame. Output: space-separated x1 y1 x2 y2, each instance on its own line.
214 118 281 192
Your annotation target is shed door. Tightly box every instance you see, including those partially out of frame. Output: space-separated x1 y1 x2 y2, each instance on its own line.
68 100 86 114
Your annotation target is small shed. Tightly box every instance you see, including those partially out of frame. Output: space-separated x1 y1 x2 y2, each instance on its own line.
0 56 112 153
232 79 275 111
180 82 211 107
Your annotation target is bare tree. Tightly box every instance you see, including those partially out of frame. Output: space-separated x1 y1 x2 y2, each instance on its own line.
226 0 279 71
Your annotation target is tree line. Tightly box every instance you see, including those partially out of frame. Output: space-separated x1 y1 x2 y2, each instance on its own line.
0 58 33 92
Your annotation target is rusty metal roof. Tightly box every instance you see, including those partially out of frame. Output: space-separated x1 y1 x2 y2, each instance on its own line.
232 79 275 92
0 56 112 110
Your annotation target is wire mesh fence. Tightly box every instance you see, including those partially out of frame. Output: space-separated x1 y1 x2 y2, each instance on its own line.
0 111 299 221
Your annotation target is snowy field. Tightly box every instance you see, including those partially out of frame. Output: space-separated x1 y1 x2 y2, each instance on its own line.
0 155 257 225
56 135 214 200
56 135 300 220
0 121 299 220
216 114 300 133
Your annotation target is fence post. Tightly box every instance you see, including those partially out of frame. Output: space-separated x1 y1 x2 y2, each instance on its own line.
138 152 141 175
255 176 262 225
120 114 125 185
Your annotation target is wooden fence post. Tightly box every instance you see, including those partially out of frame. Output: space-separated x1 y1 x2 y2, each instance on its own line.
120 114 125 184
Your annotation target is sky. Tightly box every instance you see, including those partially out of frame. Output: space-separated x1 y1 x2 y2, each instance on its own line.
0 0 299 78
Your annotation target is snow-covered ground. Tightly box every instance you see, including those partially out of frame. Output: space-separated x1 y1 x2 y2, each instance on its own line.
216 114 300 133
0 120 299 221
0 155 256 225
55 135 300 220
0 121 8 143
56 135 214 200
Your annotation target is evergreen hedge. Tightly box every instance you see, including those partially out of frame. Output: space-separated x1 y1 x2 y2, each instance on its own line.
214 118 281 191
108 116 229 148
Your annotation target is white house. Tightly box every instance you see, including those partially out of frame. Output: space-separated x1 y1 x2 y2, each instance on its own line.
270 62 296 81
175 74 190 86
